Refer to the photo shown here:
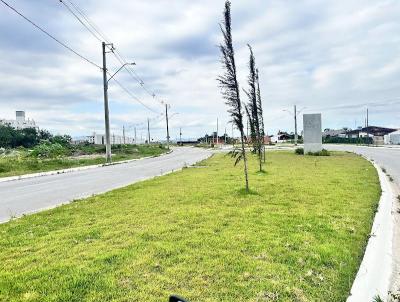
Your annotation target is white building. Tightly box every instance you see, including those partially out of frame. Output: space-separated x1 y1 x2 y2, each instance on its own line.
73 132 136 145
384 130 400 145
0 111 38 130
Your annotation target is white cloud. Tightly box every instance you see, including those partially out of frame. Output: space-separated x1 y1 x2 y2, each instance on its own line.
0 0 399 139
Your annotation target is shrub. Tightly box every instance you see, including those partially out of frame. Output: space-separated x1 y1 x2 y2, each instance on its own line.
30 143 68 158
307 149 330 156
294 148 304 155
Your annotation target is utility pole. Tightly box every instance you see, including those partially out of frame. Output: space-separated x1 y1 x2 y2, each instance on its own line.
224 127 227 144
231 121 234 147
179 127 182 145
123 125 125 144
216 118 219 145
101 42 134 162
367 108 369 146
147 118 151 144
102 42 112 163
134 127 137 144
294 105 298 146
165 104 170 149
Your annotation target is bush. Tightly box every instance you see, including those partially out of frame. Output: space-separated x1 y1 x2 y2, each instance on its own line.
30 143 69 158
307 149 330 156
295 148 304 155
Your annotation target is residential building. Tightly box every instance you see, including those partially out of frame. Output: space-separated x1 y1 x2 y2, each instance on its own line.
0 111 38 130
344 126 397 145
73 132 136 145
384 130 400 145
322 128 348 138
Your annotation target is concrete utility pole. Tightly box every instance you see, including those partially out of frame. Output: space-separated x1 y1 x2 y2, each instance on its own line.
123 125 125 144
134 127 137 144
283 105 305 146
367 108 369 146
102 42 135 162
224 127 227 144
216 118 219 145
294 105 298 146
165 104 170 149
147 118 151 144
231 121 234 147
102 42 112 163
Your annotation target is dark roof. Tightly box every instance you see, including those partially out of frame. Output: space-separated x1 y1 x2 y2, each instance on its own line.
346 126 397 136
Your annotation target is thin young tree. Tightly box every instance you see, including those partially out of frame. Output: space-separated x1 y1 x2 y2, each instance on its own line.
245 105 256 152
245 44 262 171
256 68 266 163
218 0 249 191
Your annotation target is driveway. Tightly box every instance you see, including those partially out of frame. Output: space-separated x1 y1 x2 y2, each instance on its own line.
0 147 211 223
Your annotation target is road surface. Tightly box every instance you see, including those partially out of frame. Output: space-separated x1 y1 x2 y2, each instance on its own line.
0 147 211 223
324 144 400 187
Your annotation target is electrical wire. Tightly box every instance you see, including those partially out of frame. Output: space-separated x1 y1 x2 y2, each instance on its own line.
0 0 102 70
59 0 103 43
59 0 168 106
58 0 165 114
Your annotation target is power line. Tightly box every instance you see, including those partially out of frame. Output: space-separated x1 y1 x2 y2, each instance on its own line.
0 0 102 70
65 0 112 43
110 77 160 114
58 0 168 107
58 0 166 113
59 0 103 43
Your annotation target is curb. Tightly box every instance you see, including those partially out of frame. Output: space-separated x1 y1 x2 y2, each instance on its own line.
347 157 396 301
0 149 212 224
0 150 173 184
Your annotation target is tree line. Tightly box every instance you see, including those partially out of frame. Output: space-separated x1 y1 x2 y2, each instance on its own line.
0 125 71 149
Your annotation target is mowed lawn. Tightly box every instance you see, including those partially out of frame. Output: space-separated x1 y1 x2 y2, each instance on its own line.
0 151 380 302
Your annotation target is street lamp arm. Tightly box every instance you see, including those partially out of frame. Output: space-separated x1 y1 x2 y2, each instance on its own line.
107 62 135 83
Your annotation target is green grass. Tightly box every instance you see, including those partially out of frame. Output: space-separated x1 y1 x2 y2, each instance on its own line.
0 152 380 302
0 145 167 178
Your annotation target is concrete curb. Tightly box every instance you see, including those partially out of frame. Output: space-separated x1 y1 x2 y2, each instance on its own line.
347 157 396 302
0 150 173 184
1 149 212 224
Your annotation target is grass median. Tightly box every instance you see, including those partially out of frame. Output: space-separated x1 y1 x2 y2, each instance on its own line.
0 151 380 301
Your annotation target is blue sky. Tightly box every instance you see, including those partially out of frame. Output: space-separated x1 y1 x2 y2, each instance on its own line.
0 0 399 140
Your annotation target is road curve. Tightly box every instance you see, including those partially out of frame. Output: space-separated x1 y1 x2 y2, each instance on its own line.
0 147 211 223
324 144 400 187
325 144 400 297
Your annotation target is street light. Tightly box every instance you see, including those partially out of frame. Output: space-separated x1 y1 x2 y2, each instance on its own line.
107 63 135 83
102 43 135 163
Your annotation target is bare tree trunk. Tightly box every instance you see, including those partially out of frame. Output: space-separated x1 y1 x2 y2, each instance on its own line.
239 128 249 190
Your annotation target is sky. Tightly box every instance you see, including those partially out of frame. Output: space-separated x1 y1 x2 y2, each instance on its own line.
0 0 400 140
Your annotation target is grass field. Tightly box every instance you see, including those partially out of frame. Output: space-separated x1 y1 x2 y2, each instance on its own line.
0 151 380 301
0 144 167 178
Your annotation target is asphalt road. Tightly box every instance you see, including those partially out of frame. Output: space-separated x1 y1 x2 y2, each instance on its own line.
324 144 400 188
0 147 211 223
